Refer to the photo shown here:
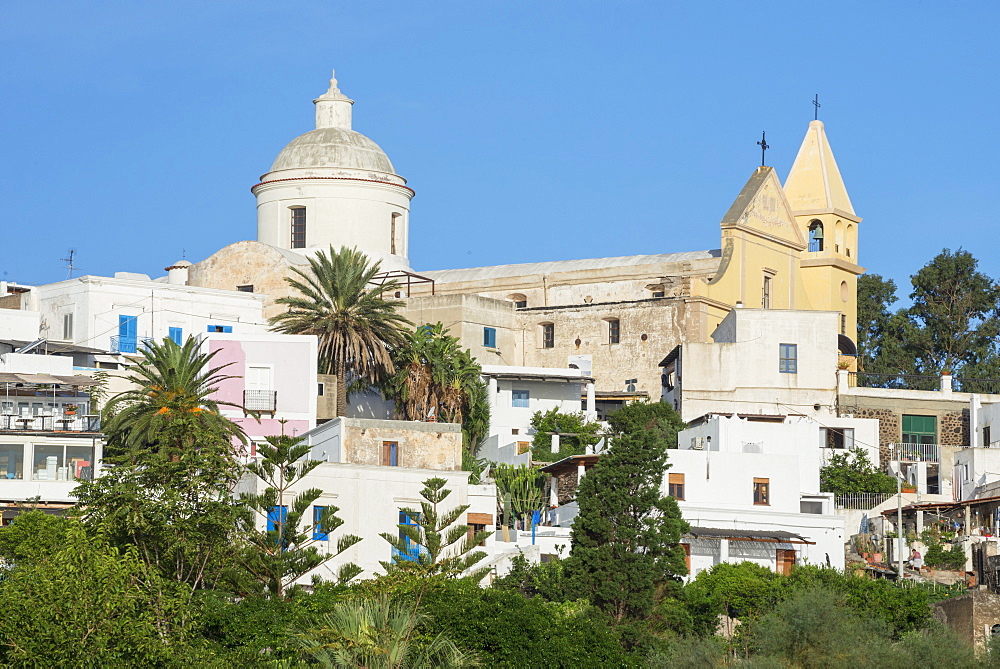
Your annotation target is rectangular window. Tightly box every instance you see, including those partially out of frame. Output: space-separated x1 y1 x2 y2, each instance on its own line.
512 390 530 408
168 327 183 345
237 284 254 293
514 300 527 309
779 343 797 374
668 472 685 500
541 323 554 349
291 208 307 249
902 415 936 445
382 441 399 466
986 425 992 448
483 327 497 348
762 275 772 308
266 505 288 533
317 383 325 397
753 477 770 505
0 444 24 480
62 313 73 340
516 441 531 455
117 314 138 354
832 428 854 449
840 314 847 335
608 318 620 345
467 523 488 547
207 325 233 333
313 506 329 540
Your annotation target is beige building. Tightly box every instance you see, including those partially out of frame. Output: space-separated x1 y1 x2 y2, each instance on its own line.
186 72 865 401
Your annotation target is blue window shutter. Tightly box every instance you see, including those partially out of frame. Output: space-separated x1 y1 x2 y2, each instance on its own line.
483 327 496 348
207 325 233 333
267 505 287 533
168 327 182 345
223 326 232 333
313 506 329 540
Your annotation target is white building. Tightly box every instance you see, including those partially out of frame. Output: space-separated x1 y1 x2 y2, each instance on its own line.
34 266 267 355
479 364 596 465
662 308 844 423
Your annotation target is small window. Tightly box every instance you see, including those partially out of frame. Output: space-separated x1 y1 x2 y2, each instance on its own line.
668 473 685 500
390 212 401 255
608 318 620 345
515 300 527 308
237 284 254 293
317 382 325 397
833 428 854 449
290 207 307 249
541 323 554 349
382 441 399 467
762 275 772 308
779 343 797 373
985 425 992 448
397 512 423 561
62 313 73 340
168 327 183 345
467 523 488 547
208 325 233 333
313 506 329 540
516 441 531 454
753 478 770 505
483 327 497 348
652 291 665 298
841 314 847 335
512 390 530 408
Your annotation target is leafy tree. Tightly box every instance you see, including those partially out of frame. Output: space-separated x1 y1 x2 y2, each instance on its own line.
491 553 571 603
270 245 412 416
290 594 477 668
819 448 897 494
490 463 548 527
100 335 249 458
529 408 601 461
906 248 1000 380
237 433 362 597
565 401 689 624
383 322 490 453
0 522 196 665
856 273 916 380
0 508 75 570
74 416 244 594
380 477 491 581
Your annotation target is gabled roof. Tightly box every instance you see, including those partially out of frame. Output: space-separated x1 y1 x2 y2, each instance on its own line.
783 120 856 217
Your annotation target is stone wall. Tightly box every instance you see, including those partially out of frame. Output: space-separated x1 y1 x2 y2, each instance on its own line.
941 410 970 447
934 591 1000 649
342 419 462 471
840 405 899 464
556 470 578 506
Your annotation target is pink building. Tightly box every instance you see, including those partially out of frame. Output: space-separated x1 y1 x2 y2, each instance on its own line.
204 332 318 454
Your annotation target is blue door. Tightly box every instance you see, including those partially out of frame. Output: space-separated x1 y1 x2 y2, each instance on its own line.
118 315 137 353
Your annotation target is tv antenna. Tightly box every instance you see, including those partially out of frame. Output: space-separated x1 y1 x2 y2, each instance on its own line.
61 249 77 279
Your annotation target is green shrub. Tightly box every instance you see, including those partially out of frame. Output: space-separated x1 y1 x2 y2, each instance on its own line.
925 543 967 570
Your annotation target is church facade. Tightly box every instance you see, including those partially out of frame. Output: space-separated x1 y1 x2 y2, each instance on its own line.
187 72 865 402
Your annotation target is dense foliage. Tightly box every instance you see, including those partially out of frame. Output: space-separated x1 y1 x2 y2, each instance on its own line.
529 407 601 461
857 249 1000 386
820 447 898 494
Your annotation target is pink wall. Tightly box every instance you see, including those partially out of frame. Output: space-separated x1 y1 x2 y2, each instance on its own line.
208 340 246 406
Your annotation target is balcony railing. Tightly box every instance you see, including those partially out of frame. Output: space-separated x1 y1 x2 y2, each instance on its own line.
244 390 277 413
835 492 896 510
110 335 153 354
848 372 940 391
890 442 939 463
0 414 101 433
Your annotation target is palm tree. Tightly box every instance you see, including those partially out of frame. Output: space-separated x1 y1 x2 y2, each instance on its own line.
101 336 248 458
292 595 477 668
269 246 412 416
383 323 490 453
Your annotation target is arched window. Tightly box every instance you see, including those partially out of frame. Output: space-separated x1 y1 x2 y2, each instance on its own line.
290 207 306 249
808 220 824 252
846 224 854 258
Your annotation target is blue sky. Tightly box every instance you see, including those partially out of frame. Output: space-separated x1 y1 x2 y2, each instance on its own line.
2 2 997 301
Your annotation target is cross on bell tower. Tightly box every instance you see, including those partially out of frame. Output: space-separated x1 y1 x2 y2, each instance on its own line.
756 131 769 167
813 94 821 120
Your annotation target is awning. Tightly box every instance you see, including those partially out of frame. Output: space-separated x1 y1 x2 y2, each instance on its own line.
0 373 98 386
684 526 815 545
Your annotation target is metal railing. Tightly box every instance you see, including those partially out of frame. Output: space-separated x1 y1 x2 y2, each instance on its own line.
0 414 101 433
110 335 153 354
890 442 940 463
848 372 940 391
834 492 896 510
244 390 277 412
955 378 1000 395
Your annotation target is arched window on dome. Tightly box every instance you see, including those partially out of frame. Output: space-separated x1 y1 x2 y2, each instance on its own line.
290 207 307 249
808 220 824 252
391 212 402 255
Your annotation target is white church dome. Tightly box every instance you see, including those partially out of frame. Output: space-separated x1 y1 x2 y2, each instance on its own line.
270 126 395 174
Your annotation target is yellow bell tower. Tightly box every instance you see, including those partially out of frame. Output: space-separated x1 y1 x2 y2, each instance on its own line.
783 120 865 357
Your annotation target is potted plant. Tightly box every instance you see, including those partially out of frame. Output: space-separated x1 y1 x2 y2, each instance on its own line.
64 404 79 416
837 360 851 370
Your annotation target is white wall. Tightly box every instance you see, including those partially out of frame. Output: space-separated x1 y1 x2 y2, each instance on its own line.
0 310 41 341
35 275 266 352
669 309 839 422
